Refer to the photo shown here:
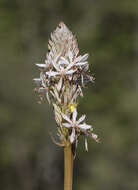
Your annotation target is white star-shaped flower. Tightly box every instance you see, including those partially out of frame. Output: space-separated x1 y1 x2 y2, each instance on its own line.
61 109 92 143
46 61 76 78
59 51 88 68
62 109 91 130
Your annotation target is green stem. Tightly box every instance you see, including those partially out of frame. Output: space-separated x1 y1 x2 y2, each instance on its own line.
64 143 73 190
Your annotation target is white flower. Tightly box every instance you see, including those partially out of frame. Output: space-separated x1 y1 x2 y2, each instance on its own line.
46 60 76 78
62 109 91 130
62 109 92 143
59 52 89 69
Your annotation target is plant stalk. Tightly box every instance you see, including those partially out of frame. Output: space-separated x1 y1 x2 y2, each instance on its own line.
64 143 73 190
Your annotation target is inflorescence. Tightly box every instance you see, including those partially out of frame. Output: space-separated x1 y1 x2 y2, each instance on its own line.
33 22 98 153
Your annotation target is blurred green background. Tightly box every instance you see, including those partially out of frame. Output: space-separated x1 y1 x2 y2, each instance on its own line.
0 0 137 190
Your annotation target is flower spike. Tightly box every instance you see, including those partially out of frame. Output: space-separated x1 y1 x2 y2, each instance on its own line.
33 22 98 153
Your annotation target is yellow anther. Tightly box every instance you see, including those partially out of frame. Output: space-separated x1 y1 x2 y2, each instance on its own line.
68 104 77 113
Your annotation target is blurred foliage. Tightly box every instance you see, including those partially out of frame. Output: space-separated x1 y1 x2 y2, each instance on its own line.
0 0 138 190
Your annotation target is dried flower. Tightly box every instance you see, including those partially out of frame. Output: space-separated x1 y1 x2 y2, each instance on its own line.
33 22 98 153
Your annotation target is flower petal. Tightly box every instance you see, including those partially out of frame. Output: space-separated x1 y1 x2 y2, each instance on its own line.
33 78 41 85
80 53 89 62
52 60 60 72
68 51 73 62
66 69 76 75
36 64 46 68
79 123 91 130
59 60 67 66
76 61 88 66
82 64 89 72
74 55 82 63
40 73 46 87
81 75 84 86
70 128 76 143
66 62 74 71
61 113 72 123
75 54 88 63
77 115 86 124
85 138 88 152
60 57 69 65
54 52 61 63
46 71 59 77
62 123 72 128
73 109 77 122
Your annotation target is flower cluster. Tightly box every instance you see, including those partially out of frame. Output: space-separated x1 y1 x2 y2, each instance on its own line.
33 22 98 152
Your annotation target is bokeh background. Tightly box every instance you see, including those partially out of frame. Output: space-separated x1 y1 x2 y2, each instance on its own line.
0 0 138 190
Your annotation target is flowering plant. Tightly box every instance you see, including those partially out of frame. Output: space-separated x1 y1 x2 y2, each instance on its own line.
33 22 98 190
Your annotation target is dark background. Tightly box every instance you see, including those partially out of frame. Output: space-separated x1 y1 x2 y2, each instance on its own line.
0 0 138 190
